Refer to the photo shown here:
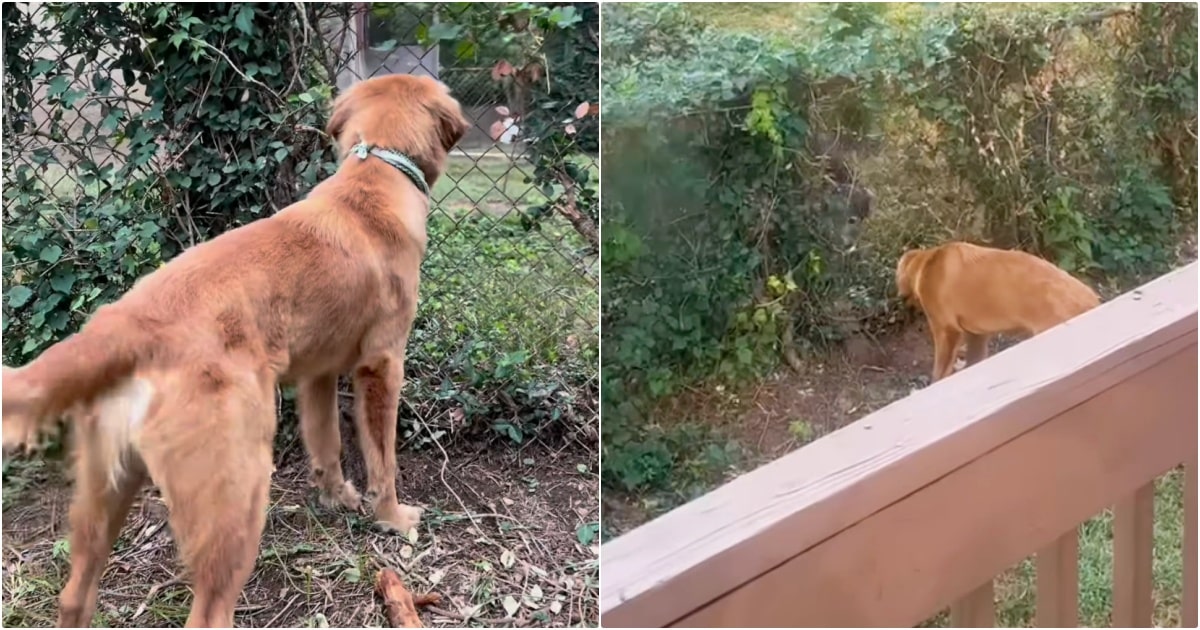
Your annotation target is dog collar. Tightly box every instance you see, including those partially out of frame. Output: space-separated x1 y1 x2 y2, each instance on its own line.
349 141 430 196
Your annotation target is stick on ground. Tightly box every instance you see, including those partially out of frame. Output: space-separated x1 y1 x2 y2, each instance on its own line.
376 567 439 628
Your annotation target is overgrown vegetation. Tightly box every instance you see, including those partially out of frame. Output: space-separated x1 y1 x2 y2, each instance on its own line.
600 2 1196 495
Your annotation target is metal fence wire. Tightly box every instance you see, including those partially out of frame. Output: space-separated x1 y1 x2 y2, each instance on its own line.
1 2 599 446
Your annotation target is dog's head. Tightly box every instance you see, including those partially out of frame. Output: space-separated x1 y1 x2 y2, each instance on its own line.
326 74 470 188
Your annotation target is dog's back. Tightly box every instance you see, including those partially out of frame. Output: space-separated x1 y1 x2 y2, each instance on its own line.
913 241 1100 336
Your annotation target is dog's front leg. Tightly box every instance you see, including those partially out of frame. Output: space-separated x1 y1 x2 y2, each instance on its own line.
352 354 422 534
930 323 962 382
963 333 990 367
298 374 362 511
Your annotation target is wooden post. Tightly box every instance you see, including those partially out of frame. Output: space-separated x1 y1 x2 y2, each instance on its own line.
950 581 995 627
1185 459 1198 628
1036 528 1079 627
1113 482 1155 627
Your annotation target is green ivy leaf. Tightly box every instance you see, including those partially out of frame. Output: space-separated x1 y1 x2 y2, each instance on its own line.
547 6 582 28
575 522 598 545
39 244 63 263
426 23 463 41
8 286 33 309
371 39 398 52
234 5 255 36
49 272 76 294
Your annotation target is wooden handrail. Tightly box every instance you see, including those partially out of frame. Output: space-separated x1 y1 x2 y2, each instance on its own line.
601 262 1198 628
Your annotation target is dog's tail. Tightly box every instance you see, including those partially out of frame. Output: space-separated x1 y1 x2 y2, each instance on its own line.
3 312 144 450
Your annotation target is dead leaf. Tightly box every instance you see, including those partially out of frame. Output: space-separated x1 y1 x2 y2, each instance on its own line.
400 545 413 560
502 595 520 617
500 549 516 569
428 569 446 586
549 601 563 615
489 119 507 141
491 60 514 81
406 527 419 544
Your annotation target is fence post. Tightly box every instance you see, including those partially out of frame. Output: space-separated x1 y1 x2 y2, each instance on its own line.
1036 527 1079 627
1113 482 1155 627
950 581 995 627
1185 458 1197 628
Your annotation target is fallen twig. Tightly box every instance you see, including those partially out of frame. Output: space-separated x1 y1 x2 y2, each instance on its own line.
376 567 440 628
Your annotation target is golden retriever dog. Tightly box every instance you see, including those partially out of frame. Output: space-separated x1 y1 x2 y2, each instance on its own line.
2 74 469 627
895 241 1101 382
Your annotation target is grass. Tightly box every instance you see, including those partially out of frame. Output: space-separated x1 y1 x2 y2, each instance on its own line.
434 155 549 216
414 155 599 436
919 468 1186 627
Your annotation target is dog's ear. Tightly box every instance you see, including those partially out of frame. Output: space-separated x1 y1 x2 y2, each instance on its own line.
427 94 470 152
326 89 358 145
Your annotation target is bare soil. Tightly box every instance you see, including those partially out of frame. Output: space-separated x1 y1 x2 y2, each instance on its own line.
602 321 1030 536
2 412 599 628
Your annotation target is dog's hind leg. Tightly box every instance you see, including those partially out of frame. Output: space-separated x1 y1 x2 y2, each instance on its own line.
57 437 146 628
352 354 421 535
298 373 361 511
141 379 275 628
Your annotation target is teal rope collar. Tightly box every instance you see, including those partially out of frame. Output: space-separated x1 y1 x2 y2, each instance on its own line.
349 141 430 196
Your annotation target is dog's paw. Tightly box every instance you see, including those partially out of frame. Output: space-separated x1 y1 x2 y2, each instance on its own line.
373 503 423 536
318 480 362 512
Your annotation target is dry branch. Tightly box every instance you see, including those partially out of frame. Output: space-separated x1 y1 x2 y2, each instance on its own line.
375 567 440 628
551 169 599 252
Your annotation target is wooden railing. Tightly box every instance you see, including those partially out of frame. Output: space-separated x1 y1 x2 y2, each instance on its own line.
601 262 1198 628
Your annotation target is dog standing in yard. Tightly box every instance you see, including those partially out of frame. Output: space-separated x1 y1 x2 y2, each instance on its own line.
895 241 1101 382
2 74 469 627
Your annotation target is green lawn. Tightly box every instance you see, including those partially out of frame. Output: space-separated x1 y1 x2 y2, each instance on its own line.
919 468 1186 627
432 154 598 218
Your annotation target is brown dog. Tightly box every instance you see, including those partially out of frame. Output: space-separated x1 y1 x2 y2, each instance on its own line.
895 241 1101 382
2 74 469 627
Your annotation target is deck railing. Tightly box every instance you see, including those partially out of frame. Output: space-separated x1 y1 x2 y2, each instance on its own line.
601 262 1198 628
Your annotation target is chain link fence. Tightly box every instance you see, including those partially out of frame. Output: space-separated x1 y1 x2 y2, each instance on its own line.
2 2 599 447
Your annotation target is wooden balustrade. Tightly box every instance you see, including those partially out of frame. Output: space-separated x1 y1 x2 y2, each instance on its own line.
601 262 1198 628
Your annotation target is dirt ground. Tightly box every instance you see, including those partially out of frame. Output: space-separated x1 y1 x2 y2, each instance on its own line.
2 411 599 628
603 320 1029 536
